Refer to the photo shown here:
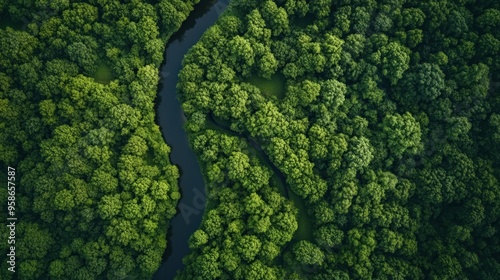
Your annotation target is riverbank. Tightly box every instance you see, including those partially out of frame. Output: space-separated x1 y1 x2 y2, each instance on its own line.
153 0 230 279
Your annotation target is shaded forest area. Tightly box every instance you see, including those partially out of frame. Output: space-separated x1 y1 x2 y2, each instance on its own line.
176 0 500 279
0 0 200 279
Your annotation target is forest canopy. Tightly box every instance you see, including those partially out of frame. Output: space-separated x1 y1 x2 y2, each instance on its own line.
176 0 500 279
0 0 200 279
0 0 499 279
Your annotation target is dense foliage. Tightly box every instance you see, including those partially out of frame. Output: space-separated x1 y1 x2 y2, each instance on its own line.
177 0 500 279
0 0 200 278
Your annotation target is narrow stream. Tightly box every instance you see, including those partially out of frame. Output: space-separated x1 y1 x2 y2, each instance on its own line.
153 0 228 279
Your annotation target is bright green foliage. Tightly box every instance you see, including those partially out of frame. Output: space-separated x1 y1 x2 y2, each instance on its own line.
382 112 422 158
189 229 209 249
176 0 500 279
238 235 262 262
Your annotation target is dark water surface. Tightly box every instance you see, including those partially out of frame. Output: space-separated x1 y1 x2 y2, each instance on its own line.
153 0 228 279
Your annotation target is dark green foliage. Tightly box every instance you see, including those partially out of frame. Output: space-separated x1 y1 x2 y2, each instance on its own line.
0 0 200 279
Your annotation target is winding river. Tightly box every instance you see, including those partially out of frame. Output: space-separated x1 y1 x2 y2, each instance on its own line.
153 0 312 278
153 0 229 279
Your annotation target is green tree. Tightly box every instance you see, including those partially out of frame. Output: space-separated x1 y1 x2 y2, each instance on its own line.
373 41 410 85
344 136 374 170
314 224 344 248
228 35 255 76
98 194 122 220
261 0 289 36
381 112 422 158
237 235 262 262
189 229 209 249
292 240 325 266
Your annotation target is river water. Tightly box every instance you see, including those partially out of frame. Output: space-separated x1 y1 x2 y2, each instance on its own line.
153 0 228 279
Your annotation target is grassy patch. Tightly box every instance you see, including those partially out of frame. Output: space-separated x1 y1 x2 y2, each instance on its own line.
92 62 113 84
246 73 285 100
270 174 313 241
290 190 313 241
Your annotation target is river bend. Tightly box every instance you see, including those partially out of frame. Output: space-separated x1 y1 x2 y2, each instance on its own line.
153 0 228 278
